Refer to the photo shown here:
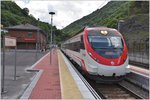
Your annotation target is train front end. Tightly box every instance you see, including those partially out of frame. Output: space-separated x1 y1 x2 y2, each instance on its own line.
82 27 130 82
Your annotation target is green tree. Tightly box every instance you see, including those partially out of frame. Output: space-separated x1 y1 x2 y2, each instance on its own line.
22 8 29 16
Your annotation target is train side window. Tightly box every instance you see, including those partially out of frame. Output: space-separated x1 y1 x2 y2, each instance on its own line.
80 35 85 49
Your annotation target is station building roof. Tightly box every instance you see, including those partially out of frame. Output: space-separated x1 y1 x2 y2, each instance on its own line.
5 23 47 36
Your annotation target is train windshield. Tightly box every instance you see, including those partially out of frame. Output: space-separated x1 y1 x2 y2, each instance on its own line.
88 36 124 59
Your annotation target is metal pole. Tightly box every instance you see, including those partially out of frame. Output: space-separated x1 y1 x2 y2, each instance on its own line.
35 19 39 61
38 29 39 51
37 18 40 51
49 12 55 64
39 34 41 51
1 35 6 93
35 34 38 61
51 14 53 45
14 46 17 80
53 30 56 45
118 20 124 32
50 14 53 64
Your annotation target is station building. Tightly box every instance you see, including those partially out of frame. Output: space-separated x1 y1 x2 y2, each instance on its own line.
5 23 47 50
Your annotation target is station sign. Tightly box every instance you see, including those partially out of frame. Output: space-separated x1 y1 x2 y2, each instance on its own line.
24 38 35 41
5 36 16 47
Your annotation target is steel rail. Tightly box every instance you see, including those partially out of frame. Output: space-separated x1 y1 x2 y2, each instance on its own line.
94 83 142 99
118 82 143 99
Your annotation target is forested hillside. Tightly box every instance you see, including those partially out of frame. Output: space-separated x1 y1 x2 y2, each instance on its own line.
1 1 149 43
1 1 64 44
62 1 149 40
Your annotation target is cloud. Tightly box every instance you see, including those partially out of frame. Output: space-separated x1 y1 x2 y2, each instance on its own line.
15 1 109 29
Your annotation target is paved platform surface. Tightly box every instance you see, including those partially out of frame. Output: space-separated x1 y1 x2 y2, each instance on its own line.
129 65 149 77
19 48 149 99
58 50 83 99
21 48 84 99
1 50 47 99
29 49 61 99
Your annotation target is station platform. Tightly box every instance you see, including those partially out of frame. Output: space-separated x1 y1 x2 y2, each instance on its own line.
20 48 96 99
129 65 149 77
20 48 149 99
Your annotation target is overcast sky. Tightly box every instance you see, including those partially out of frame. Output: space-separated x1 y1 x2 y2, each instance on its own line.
15 0 109 29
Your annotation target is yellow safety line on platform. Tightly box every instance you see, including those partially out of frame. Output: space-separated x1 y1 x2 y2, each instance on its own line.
57 50 83 99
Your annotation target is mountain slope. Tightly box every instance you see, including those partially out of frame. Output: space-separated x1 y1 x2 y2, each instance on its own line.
1 1 149 43
62 1 149 40
1 1 61 43
1 1 37 27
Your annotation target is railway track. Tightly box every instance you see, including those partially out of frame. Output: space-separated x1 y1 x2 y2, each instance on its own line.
73 66 146 99
90 82 142 99
62 51 148 99
100 84 136 99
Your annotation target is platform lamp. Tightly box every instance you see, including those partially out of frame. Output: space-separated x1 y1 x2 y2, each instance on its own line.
49 12 55 47
35 18 40 61
118 20 124 32
49 11 55 64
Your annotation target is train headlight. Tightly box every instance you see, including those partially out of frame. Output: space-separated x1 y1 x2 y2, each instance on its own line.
88 52 92 57
101 30 108 35
126 65 130 69
88 52 100 63
94 58 100 63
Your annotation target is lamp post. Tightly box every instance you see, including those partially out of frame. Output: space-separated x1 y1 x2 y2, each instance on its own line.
49 12 55 64
49 12 55 46
35 18 40 61
118 20 124 32
1 29 8 93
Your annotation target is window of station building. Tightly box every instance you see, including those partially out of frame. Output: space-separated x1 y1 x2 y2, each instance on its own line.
28 32 32 37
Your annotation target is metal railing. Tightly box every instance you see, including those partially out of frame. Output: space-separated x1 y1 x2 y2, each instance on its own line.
126 38 149 67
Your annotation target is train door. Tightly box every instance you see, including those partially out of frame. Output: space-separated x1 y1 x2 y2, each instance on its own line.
80 35 87 72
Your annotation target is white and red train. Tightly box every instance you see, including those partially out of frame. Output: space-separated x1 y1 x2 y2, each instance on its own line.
61 27 130 82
